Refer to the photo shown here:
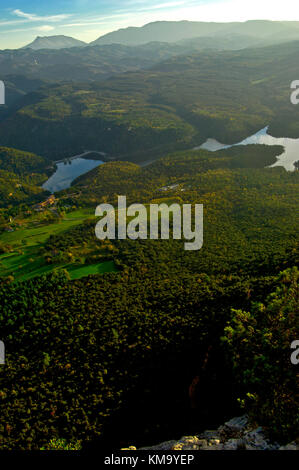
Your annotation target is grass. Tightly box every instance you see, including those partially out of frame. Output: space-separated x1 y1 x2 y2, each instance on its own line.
0 209 93 246
0 200 179 282
0 208 118 282
0 248 117 281
68 261 116 280
0 247 50 281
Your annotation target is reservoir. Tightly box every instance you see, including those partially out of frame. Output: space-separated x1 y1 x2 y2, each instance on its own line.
43 157 104 193
43 127 299 194
197 127 299 171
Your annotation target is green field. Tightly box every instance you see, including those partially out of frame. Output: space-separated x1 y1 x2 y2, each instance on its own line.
68 261 116 280
0 209 118 282
0 209 92 246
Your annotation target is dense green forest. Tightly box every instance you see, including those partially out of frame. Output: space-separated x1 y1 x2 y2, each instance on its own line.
0 147 50 209
0 142 298 449
0 34 298 451
1 40 299 160
0 266 297 450
0 147 49 176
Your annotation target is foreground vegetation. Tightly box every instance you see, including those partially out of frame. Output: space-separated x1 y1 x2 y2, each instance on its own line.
0 142 298 449
0 147 50 209
0 37 298 449
0 209 116 282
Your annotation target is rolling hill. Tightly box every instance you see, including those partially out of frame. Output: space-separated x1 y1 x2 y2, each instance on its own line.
0 42 198 82
0 40 298 161
91 20 299 46
0 21 298 452
22 35 87 50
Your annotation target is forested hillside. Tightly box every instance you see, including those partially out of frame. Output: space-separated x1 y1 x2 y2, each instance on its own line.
0 143 298 449
0 43 198 82
0 22 298 452
0 147 50 208
0 41 299 160
91 20 299 46
23 35 87 50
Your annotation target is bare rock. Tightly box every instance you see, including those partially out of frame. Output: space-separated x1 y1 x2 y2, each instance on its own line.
243 427 280 450
172 437 201 451
126 415 297 451
279 441 298 451
223 438 245 450
140 440 178 451
202 430 220 440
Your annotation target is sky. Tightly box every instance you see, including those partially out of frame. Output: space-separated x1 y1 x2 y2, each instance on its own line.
0 0 299 49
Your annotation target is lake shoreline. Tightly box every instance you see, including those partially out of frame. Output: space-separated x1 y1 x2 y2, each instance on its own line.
196 126 299 172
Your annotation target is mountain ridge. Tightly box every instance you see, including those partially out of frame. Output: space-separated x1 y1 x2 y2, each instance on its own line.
10 20 299 52
90 19 299 46
1 39 299 160
22 35 87 50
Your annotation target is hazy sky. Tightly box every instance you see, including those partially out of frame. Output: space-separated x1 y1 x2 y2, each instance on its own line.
1 0 299 49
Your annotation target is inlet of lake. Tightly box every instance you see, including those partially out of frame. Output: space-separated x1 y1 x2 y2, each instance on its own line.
43 157 104 193
196 126 299 171
43 127 299 194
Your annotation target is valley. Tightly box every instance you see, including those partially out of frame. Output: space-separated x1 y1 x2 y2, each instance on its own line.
0 18 298 452
1 40 299 165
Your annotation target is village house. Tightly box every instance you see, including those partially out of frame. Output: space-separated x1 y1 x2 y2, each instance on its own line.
34 195 56 212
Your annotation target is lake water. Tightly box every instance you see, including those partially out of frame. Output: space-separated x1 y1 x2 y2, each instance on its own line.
196 127 299 171
43 158 104 193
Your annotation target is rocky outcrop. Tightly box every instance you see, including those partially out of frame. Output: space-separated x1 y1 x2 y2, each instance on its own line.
122 416 298 451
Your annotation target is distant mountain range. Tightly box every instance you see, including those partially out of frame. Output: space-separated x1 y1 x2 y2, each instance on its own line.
1 39 299 160
0 21 299 156
0 42 203 83
22 35 87 50
91 20 299 46
1 19 299 86
16 20 299 51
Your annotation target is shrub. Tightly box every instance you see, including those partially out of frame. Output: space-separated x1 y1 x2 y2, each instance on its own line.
223 267 299 442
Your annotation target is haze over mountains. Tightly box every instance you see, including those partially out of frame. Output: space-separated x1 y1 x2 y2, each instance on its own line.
0 13 298 453
23 35 87 50
1 18 299 96
14 20 299 51
1 19 299 161
90 20 299 46
1 39 299 161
